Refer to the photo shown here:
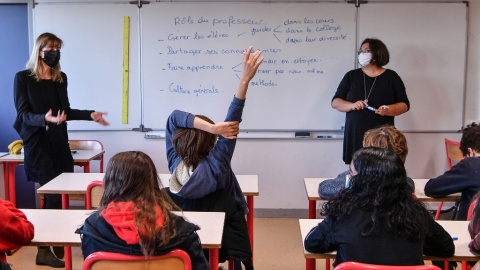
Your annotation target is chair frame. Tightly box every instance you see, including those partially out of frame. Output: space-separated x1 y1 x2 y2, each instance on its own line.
85 181 104 210
82 249 192 270
434 138 464 220
335 262 441 270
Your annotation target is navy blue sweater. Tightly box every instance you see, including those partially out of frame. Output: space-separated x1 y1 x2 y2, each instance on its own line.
165 96 247 214
425 157 480 220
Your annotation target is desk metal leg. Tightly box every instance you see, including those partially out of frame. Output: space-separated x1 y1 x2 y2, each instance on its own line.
77 162 91 173
8 162 18 206
3 163 8 201
309 200 316 219
306 258 315 270
209 249 219 270
247 195 254 260
62 194 70 209
65 247 72 270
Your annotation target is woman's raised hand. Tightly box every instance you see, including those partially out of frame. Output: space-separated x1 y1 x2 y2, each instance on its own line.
240 46 264 84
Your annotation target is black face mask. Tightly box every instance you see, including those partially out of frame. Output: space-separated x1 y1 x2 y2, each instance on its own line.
42 50 60 68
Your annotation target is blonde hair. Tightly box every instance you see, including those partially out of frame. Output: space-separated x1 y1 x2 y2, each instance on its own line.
363 125 408 163
26 33 63 83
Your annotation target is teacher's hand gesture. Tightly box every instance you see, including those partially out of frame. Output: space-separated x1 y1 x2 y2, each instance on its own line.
45 109 67 125
91 112 109 126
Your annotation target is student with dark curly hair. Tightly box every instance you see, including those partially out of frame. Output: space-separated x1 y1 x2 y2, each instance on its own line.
305 147 454 266
425 122 480 220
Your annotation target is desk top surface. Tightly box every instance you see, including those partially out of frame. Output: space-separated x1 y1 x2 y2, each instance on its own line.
304 178 461 202
0 150 105 163
21 209 225 248
38 173 259 196
299 219 480 261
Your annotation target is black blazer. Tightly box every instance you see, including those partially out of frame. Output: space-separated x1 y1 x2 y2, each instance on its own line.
13 70 93 142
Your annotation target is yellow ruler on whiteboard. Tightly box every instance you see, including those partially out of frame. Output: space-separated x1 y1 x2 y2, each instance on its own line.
122 16 130 124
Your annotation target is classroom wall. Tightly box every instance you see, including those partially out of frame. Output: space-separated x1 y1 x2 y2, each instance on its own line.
2 0 479 214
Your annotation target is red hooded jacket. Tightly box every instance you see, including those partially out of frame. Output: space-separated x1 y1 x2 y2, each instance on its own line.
0 198 34 263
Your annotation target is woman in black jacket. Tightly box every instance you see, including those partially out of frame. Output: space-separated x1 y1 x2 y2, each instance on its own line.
13 32 108 268
305 147 455 266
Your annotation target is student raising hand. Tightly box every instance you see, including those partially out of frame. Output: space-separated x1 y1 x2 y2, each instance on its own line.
236 46 264 99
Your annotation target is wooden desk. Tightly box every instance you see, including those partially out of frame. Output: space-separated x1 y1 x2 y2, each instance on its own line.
21 209 225 270
0 150 104 206
38 173 259 255
299 219 480 270
304 178 462 219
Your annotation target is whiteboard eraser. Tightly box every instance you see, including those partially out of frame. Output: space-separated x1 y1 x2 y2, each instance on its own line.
295 131 310 138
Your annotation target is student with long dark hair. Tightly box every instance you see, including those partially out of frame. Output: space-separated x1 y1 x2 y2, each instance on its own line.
77 151 209 270
305 147 454 266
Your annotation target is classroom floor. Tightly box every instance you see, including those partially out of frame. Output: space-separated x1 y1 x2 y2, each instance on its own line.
7 217 330 270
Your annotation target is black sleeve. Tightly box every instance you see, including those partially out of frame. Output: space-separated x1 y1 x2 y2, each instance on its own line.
332 72 351 102
391 70 410 110
304 219 337 253
423 217 455 257
178 229 210 270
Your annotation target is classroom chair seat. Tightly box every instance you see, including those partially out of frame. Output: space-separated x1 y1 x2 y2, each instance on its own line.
82 249 192 270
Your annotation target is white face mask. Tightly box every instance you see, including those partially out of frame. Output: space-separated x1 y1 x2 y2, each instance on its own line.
345 174 351 189
358 52 372 66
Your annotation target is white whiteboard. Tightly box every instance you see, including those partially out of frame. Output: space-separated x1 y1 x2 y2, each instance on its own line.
142 2 356 130
358 2 467 132
34 3 140 130
31 1 467 132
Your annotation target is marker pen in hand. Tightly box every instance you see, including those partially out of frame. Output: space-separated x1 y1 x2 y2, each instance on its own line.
364 105 377 111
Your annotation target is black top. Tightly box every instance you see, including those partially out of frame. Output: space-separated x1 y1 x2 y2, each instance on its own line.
333 69 409 164
304 209 454 266
13 70 94 184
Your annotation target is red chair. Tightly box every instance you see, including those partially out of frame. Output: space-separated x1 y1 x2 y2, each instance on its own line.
85 181 104 210
334 262 441 270
69 140 105 173
434 139 464 220
82 249 192 270
462 199 477 270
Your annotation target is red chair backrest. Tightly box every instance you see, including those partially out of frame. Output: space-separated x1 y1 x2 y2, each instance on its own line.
85 181 104 210
445 138 463 170
82 249 192 270
335 262 441 270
